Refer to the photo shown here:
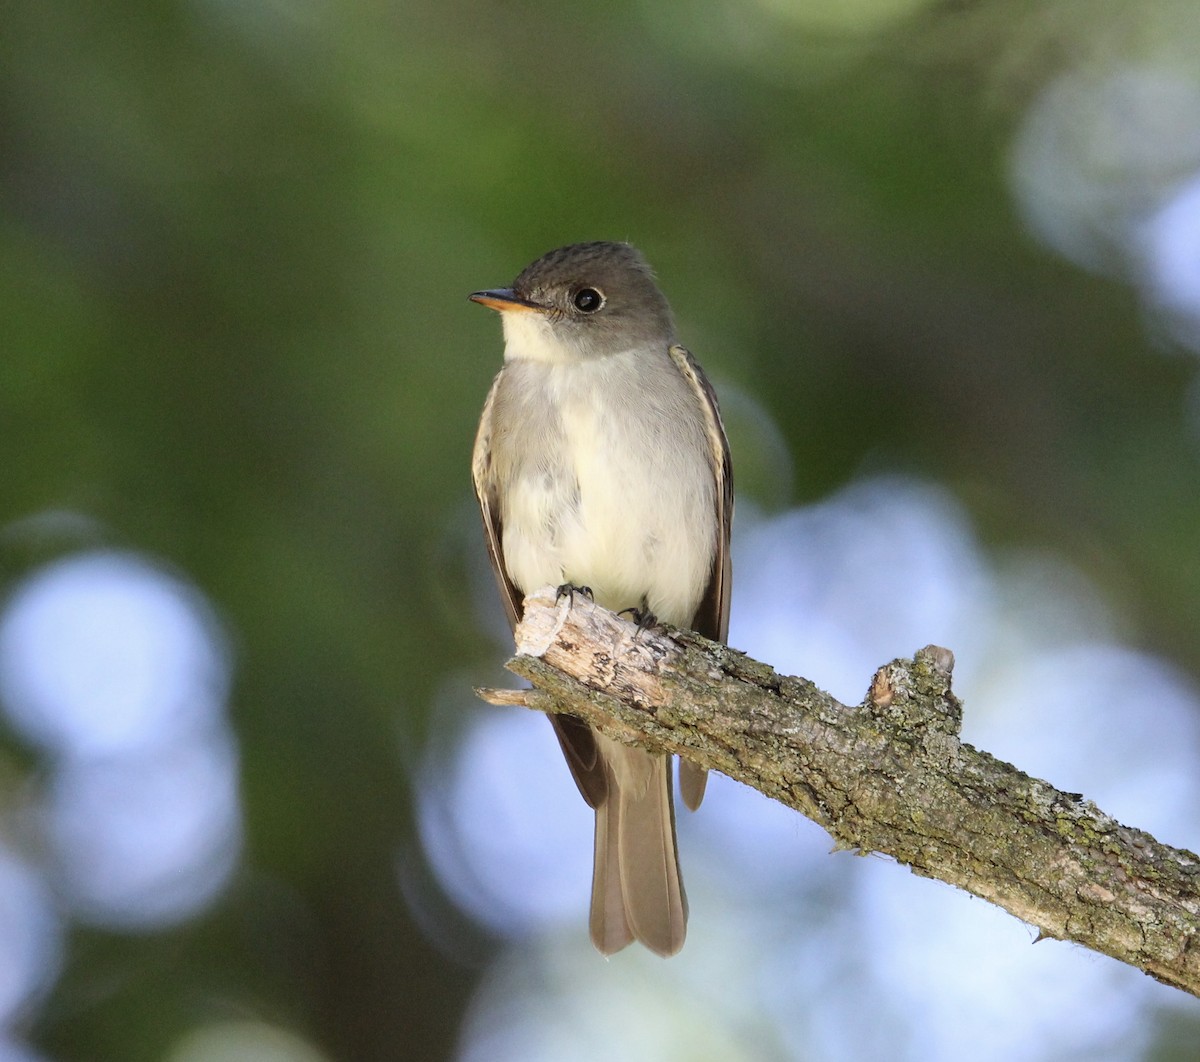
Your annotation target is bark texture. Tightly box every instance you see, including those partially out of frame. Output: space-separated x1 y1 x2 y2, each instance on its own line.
477 587 1200 995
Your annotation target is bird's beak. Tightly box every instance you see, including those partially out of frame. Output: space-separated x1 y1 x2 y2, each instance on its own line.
468 288 546 314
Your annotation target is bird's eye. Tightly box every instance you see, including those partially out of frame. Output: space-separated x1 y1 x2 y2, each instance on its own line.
572 287 604 313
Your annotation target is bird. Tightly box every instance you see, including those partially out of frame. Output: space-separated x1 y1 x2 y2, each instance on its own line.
470 241 732 956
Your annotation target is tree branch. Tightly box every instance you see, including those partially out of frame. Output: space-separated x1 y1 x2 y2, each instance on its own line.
477 587 1200 994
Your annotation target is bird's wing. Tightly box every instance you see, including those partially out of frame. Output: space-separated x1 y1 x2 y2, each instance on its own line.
472 368 607 809
471 370 523 631
669 344 734 810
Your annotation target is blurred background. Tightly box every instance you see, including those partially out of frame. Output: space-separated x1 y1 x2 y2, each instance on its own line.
3 0 1200 1059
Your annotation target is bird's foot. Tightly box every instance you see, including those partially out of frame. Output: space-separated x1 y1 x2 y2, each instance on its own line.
555 583 593 603
617 605 658 633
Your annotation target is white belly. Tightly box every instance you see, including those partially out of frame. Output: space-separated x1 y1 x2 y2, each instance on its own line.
499 351 716 626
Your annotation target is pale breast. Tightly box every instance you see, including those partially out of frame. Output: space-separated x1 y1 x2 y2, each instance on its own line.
492 350 718 626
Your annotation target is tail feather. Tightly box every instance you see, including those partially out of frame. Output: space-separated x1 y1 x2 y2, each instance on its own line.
590 782 634 955
589 733 687 957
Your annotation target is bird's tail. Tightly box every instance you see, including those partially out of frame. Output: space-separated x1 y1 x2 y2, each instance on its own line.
589 733 687 957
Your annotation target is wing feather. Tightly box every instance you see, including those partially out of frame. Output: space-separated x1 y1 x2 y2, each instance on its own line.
668 345 733 810
472 368 607 809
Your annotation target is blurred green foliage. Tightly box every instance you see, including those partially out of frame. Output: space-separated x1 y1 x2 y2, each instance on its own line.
2 0 1199 1058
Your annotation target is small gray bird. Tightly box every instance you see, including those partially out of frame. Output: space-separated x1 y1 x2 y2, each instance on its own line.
470 241 732 956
